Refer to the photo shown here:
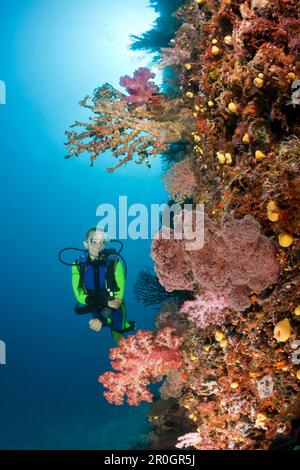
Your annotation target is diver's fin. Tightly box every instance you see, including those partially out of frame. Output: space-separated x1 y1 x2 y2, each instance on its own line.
125 320 136 332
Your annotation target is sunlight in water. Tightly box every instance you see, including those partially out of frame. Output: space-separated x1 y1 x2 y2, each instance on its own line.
15 0 161 138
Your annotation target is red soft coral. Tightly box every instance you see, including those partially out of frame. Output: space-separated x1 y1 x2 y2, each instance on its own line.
98 328 184 406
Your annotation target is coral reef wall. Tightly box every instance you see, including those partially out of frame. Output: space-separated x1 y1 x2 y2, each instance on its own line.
66 0 300 451
147 0 300 450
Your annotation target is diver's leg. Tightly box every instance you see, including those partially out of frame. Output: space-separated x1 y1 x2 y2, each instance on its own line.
111 305 124 332
121 302 136 331
110 304 136 344
111 303 136 333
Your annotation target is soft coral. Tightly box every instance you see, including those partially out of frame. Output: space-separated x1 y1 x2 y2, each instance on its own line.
99 328 184 406
119 67 159 104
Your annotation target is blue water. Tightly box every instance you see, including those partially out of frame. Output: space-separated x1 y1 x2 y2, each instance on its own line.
0 0 167 449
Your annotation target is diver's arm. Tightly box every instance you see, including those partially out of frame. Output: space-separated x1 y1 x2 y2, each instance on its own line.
107 260 125 309
71 264 87 305
108 298 122 308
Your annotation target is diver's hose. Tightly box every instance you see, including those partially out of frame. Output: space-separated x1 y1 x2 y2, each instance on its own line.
110 239 124 255
58 242 127 278
58 247 88 266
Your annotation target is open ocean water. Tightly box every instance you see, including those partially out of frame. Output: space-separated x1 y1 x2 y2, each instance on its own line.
0 0 167 450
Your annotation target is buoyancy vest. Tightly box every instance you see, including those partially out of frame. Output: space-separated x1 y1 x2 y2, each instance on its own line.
77 250 120 298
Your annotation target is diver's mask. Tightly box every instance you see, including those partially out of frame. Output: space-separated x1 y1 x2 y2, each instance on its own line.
87 229 110 254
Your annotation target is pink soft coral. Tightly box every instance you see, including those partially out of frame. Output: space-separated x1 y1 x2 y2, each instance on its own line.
180 291 229 329
119 67 159 104
98 328 184 406
176 432 202 449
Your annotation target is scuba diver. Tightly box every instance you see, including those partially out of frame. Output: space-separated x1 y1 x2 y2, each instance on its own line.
59 227 136 343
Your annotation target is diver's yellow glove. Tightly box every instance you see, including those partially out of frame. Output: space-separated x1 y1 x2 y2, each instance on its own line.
89 318 103 332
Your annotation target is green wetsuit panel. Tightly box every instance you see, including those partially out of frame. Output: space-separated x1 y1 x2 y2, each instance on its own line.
114 259 126 301
72 264 87 305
